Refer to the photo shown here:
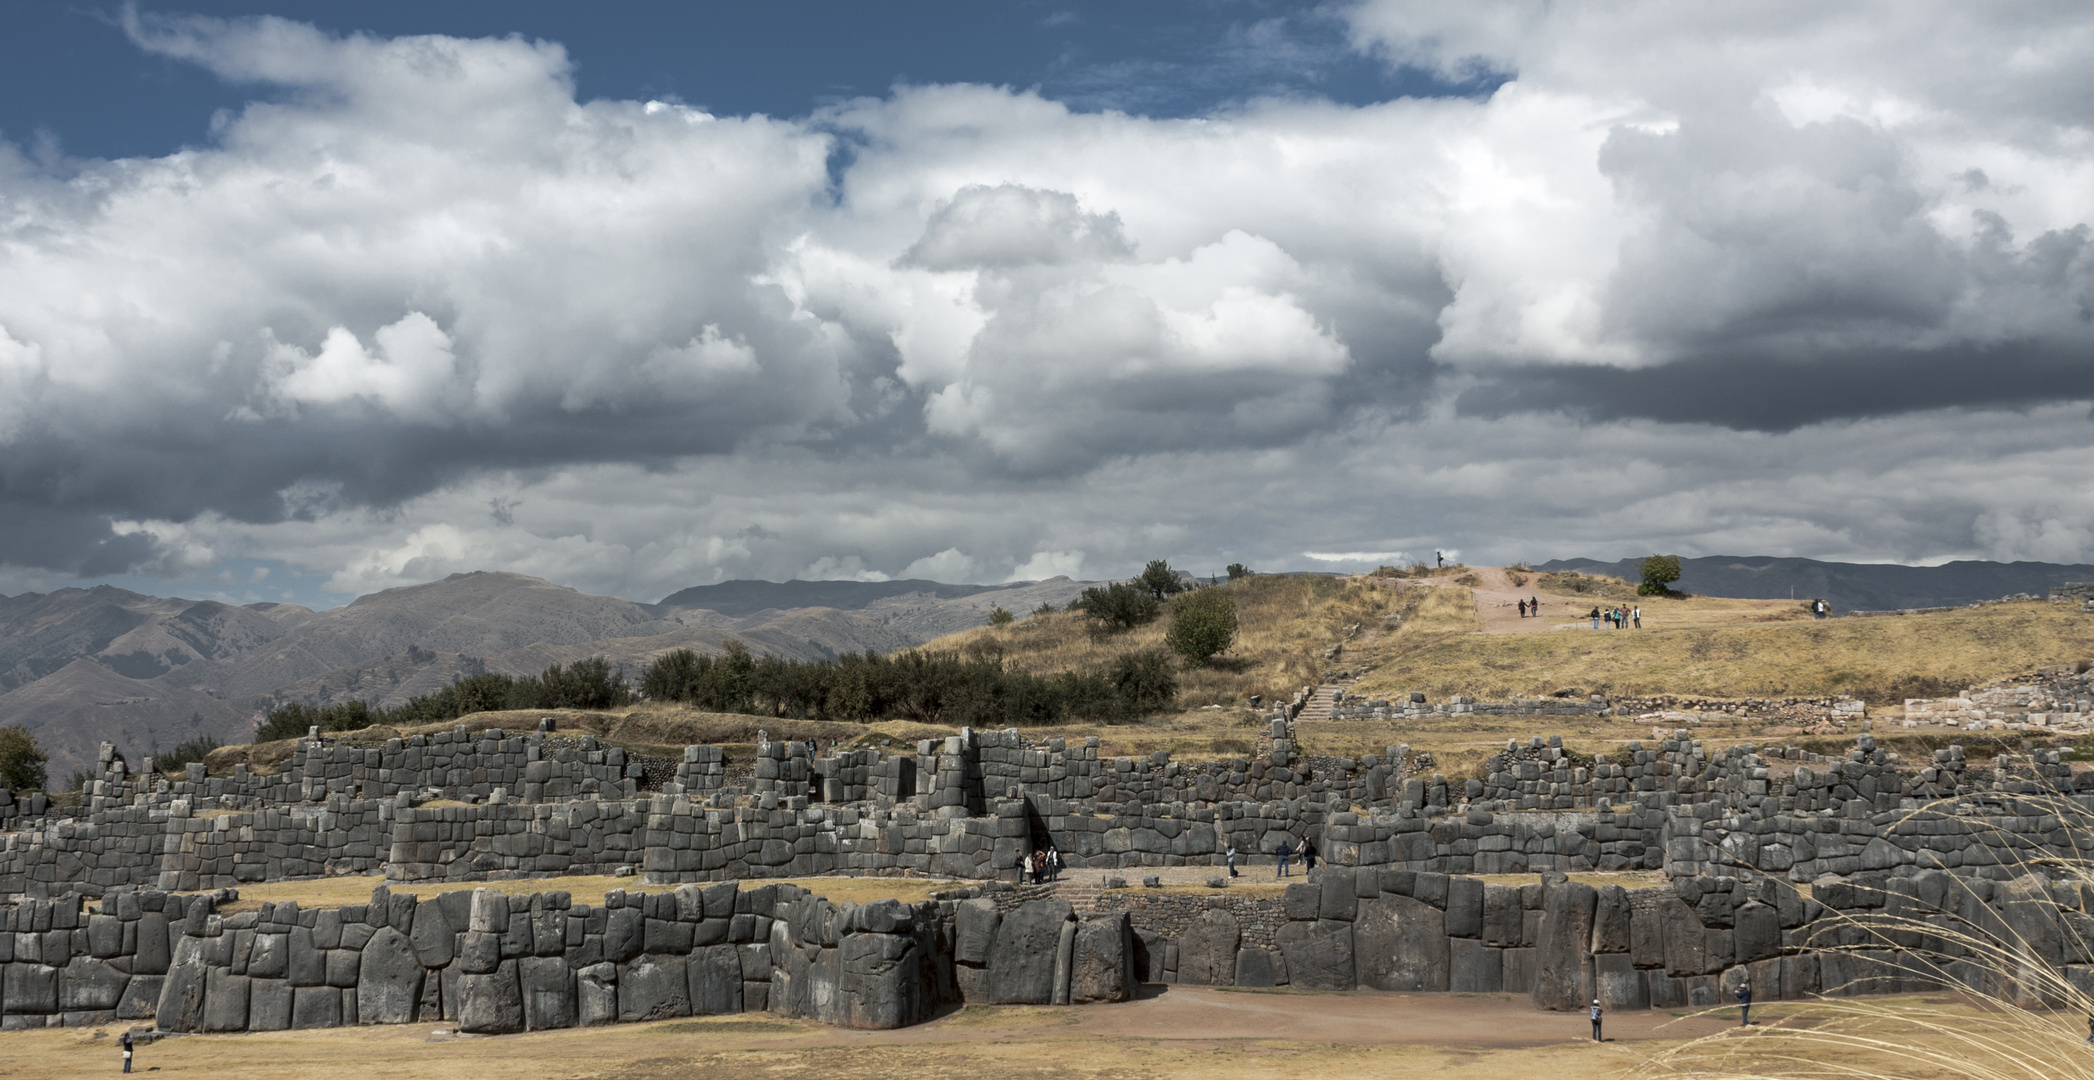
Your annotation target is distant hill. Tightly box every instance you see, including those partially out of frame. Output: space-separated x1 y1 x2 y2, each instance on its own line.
0 572 1089 782
1537 556 2094 612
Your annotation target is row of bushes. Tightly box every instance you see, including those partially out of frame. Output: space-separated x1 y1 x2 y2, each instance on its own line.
640 642 1176 726
254 657 633 742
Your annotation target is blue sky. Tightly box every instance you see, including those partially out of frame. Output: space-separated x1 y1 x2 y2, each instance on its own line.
2 2 1484 161
1 2 2091 610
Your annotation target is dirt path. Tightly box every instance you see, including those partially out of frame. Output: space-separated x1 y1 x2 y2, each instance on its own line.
1467 566 1590 635
4 991 1736 1080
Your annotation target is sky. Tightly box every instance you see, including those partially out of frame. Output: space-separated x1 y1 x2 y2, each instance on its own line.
0 2 2090 609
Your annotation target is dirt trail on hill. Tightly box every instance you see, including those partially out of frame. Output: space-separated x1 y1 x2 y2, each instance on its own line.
1465 567 1591 635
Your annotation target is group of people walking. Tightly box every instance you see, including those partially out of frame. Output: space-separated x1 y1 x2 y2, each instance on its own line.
1021 847 1062 884
1588 605 1640 629
1219 839 1319 878
1516 596 1541 617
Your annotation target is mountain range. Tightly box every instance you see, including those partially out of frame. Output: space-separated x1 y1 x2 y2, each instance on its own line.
0 572 1086 782
1538 555 2094 612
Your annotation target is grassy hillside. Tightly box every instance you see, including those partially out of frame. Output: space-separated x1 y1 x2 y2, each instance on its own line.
925 573 1406 707
1351 597 2094 703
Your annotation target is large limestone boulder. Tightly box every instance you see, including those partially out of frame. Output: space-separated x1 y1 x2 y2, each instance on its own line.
1276 920 1354 991
520 955 576 1030
155 937 209 1031
989 900 1074 1003
458 960 524 1034
689 944 744 1016
619 954 691 1022
357 926 426 1024
1532 882 1597 1011
840 930 927 1029
1176 909 1242 987
1071 914 1134 1003
59 957 129 1011
577 962 619 1026
1354 895 1446 991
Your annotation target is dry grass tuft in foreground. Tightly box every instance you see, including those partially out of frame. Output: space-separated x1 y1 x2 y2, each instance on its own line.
1635 789 2094 1080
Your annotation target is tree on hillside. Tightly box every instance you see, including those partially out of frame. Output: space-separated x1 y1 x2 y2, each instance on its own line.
988 605 1014 626
1136 559 1188 600
1640 554 1683 597
1165 588 1238 666
1076 582 1162 630
1225 563 1251 581
1106 650 1178 716
0 724 48 792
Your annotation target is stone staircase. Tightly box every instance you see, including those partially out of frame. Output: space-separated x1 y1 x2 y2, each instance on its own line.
1298 684 1340 722
1054 880 1109 916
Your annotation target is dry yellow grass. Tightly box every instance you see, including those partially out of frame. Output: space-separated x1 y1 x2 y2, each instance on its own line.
208 873 953 915
930 573 1407 707
1352 599 2094 704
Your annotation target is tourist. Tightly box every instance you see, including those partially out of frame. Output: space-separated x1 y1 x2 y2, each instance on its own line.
1737 980 1752 1026
1590 999 1603 1041
1529 595 1538 616
1225 845 1239 877
1020 851 1034 884
1590 606 1601 629
1275 839 1294 878
1047 847 1062 881
1518 598 1528 618
1632 605 1641 629
122 1030 134 1073
1302 839 1318 874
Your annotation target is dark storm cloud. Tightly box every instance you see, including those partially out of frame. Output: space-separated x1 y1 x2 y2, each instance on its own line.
1456 340 2094 431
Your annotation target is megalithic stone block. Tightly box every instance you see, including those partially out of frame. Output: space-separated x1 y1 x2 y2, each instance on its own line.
1070 914 1134 1003
577 962 618 1026
357 926 425 1024
1355 895 1445 991
1532 881 1598 1011
458 960 524 1034
988 900 1074 1003
1175 909 1241 988
156 937 209 1031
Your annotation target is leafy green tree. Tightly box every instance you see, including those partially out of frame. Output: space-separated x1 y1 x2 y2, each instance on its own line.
1136 559 1188 600
0 724 48 791
1225 563 1251 581
1165 588 1239 666
988 605 1014 626
1031 601 1058 616
1075 582 1162 630
1639 554 1683 597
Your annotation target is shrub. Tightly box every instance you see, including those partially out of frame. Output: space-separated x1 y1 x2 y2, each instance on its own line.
1076 582 1162 630
1136 559 1188 600
1639 554 1683 596
0 724 47 792
988 605 1014 626
1106 650 1178 716
1032 601 1058 616
155 734 221 774
1165 588 1239 666
1226 562 1252 580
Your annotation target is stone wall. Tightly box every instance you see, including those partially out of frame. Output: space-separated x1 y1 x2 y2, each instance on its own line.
1111 864 2094 1012
0 881 1133 1033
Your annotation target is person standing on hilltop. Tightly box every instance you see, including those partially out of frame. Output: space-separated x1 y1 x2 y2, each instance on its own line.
1632 605 1641 629
1590 606 1601 629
